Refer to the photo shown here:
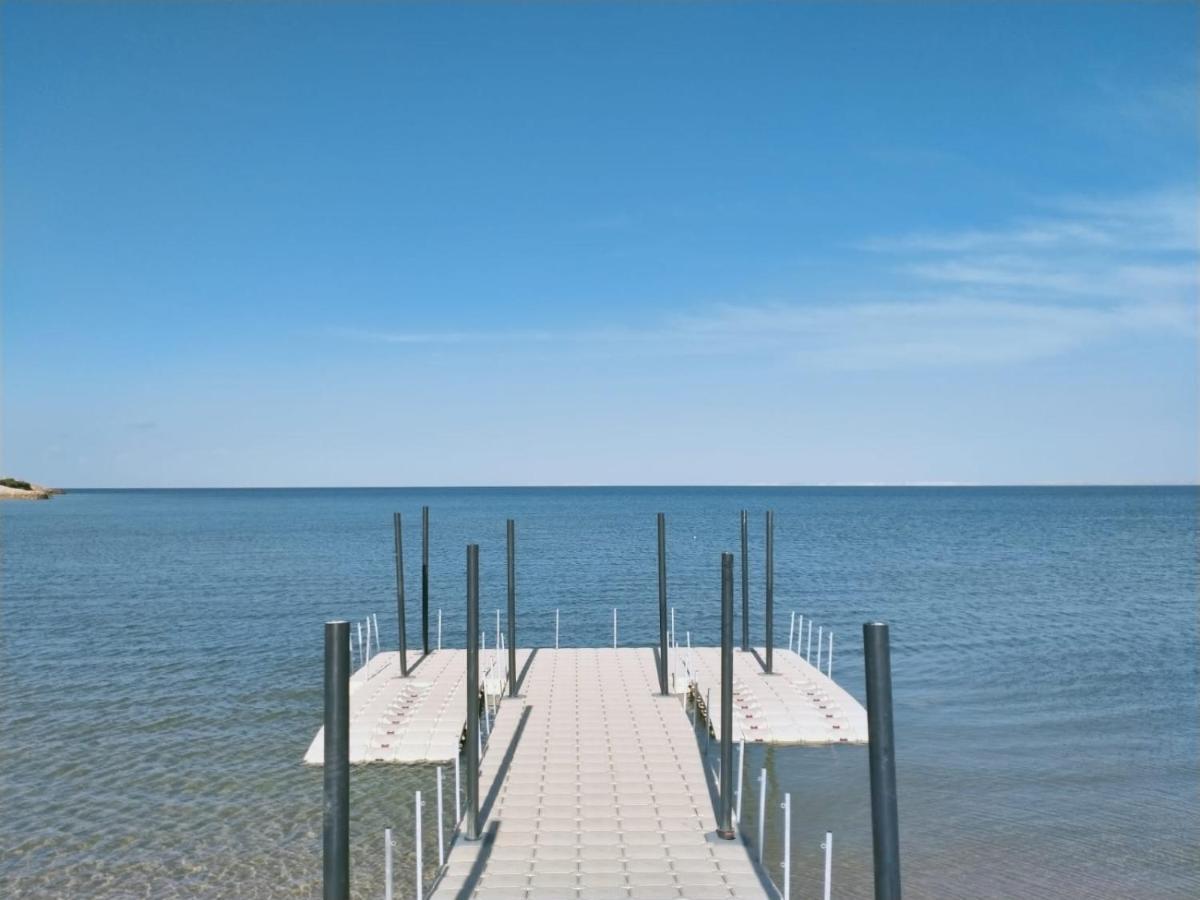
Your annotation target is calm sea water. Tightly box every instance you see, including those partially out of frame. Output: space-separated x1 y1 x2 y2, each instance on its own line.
1 487 1196 898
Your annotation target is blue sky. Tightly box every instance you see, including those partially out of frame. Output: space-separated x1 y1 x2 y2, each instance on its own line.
2 3 1196 486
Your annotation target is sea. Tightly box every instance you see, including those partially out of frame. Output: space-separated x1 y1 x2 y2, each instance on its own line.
1 487 1196 898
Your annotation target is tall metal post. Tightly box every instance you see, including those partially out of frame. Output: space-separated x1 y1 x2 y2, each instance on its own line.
717 552 735 839
740 510 749 651
323 621 350 900
657 513 669 695
506 519 517 697
864 622 901 900
464 545 481 840
422 506 430 655
393 513 408 677
764 510 775 673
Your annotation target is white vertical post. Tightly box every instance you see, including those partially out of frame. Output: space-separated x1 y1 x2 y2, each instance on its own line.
373 613 382 654
735 738 745 825
788 611 795 653
365 617 371 665
613 608 617 648
357 622 364 670
827 632 834 679
555 609 559 649
436 766 445 867
806 620 812 662
798 614 803 654
757 768 767 862
817 625 823 671
384 827 394 900
437 609 442 651
415 791 424 900
495 609 500 658
454 754 461 824
782 793 792 900
823 831 833 900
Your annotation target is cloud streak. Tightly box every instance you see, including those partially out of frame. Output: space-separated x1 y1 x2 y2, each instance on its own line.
340 185 1197 370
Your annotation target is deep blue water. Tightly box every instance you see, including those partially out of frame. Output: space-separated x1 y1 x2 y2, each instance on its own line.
1 487 1196 898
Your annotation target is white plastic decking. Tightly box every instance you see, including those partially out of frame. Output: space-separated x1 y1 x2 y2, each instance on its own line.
303 648 530 764
687 647 868 745
431 648 772 899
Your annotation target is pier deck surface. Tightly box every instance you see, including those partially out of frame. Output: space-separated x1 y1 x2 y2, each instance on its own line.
432 648 770 899
688 647 867 745
304 648 529 764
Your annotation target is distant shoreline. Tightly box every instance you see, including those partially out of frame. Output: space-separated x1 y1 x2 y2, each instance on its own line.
45 483 1199 491
0 481 64 501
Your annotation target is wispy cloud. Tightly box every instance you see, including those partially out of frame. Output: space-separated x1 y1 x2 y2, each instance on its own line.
338 185 1197 369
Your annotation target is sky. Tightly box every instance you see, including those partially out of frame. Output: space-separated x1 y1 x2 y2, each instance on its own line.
2 2 1197 487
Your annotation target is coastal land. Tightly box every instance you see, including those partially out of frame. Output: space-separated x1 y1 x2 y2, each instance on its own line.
0 479 63 500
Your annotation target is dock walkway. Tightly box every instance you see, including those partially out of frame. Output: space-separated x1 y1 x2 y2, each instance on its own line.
433 648 771 899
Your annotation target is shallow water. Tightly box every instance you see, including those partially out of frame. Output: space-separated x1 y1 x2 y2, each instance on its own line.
1 487 1196 898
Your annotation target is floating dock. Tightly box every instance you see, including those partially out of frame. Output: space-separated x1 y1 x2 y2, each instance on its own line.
431 648 773 899
306 646 861 765
687 648 868 745
304 648 530 764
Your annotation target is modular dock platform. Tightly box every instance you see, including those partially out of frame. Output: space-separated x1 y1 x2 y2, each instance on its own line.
309 645 867 898
304 648 531 764
432 648 773 899
687 648 867 745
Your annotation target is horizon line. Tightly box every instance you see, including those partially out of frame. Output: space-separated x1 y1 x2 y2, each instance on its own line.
52 482 1200 490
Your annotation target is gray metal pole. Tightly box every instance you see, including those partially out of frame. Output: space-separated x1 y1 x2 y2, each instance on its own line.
422 506 430 655
323 621 350 900
465 544 480 840
506 519 517 697
740 510 749 652
764 510 775 674
864 622 902 900
393 513 408 677
657 512 669 696
718 552 735 839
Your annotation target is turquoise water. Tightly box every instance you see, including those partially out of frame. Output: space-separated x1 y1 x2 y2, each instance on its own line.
1 487 1196 898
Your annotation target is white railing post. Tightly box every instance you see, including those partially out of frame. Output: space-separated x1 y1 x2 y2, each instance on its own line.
806 620 812 662
415 791 424 900
454 754 461 824
798 614 803 654
823 831 833 900
782 793 792 900
357 621 365 671
735 738 745 825
384 827 394 900
827 632 834 679
788 611 795 653
757 767 767 862
374 612 382 655
436 766 445 867
817 625 823 672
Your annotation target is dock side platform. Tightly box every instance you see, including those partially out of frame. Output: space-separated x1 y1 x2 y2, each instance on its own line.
304 648 531 764
688 648 868 745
